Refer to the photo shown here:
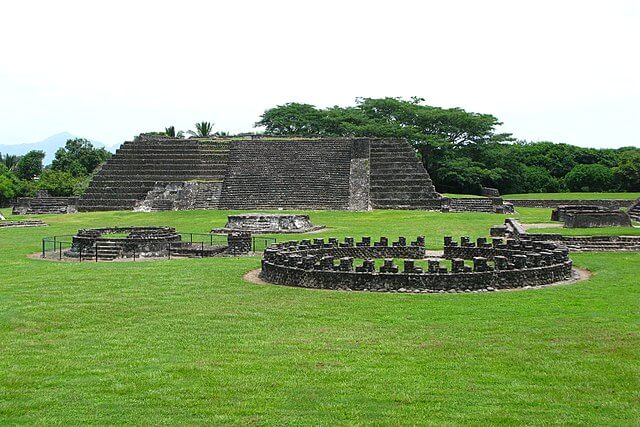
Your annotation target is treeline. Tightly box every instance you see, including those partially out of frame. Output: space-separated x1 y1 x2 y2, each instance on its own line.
256 97 640 194
0 139 111 205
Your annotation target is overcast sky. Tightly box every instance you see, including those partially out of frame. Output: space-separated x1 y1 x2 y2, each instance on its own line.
1 0 638 148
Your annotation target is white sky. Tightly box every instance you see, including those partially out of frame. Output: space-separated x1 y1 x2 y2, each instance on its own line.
1 0 638 148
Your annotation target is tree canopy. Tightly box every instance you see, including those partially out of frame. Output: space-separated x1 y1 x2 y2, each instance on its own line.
256 97 640 194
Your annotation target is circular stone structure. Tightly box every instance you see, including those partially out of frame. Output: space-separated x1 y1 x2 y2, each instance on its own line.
66 226 184 259
212 213 324 234
259 235 573 292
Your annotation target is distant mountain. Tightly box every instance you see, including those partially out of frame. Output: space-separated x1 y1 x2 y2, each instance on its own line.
0 132 112 165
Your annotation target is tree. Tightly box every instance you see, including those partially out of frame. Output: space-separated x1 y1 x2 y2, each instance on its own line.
51 138 111 177
564 164 614 192
0 164 23 204
1 153 21 171
187 122 215 138
164 126 184 138
36 170 82 197
613 151 640 191
15 150 45 180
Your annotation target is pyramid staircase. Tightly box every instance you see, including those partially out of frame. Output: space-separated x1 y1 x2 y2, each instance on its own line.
78 138 229 211
219 139 353 210
368 140 442 209
628 199 640 221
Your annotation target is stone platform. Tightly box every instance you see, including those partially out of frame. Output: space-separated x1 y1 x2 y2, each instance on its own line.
62 227 252 261
0 219 47 228
211 214 325 234
550 205 632 228
259 235 573 292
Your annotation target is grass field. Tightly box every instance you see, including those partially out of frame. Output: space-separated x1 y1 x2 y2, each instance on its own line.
504 192 640 200
0 207 638 424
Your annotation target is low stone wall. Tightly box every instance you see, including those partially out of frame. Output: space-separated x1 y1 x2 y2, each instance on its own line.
63 226 253 260
67 226 182 258
259 235 572 292
0 220 47 228
506 199 633 209
13 196 78 215
551 205 605 222
564 211 632 228
212 213 324 234
501 218 640 251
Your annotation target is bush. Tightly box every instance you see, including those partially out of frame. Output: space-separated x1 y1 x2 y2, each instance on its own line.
521 166 562 193
36 170 82 197
564 164 614 192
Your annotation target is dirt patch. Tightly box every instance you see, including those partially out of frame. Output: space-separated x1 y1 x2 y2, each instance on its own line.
243 267 593 293
244 268 268 284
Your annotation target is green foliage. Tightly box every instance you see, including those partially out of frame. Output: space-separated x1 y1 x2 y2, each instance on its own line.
15 150 44 180
613 150 640 191
0 153 21 170
164 126 184 138
0 164 29 203
564 163 615 192
35 169 82 196
187 121 215 138
256 98 640 194
51 138 111 177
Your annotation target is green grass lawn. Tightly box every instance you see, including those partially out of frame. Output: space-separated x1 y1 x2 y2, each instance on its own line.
0 208 638 424
504 192 640 200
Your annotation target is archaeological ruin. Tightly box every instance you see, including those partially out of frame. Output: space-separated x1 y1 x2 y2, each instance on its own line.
60 226 252 261
13 190 78 215
496 218 640 252
76 135 510 213
550 205 632 228
259 235 574 292
211 213 325 234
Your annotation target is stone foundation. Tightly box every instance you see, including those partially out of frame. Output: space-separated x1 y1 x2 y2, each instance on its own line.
0 219 47 228
259 235 572 292
13 194 78 215
564 211 632 228
211 213 324 234
501 218 640 251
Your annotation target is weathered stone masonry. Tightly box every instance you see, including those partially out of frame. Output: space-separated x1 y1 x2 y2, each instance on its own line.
260 235 573 292
78 137 443 212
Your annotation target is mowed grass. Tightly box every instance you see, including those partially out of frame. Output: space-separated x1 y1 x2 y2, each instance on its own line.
504 192 640 200
0 208 639 425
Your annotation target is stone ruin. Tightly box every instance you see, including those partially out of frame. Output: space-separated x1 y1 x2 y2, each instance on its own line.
0 219 47 229
63 226 252 261
13 190 78 215
259 234 573 292
211 213 325 234
441 196 514 214
551 205 632 228
496 218 640 252
628 198 640 221
78 136 444 212
77 135 507 213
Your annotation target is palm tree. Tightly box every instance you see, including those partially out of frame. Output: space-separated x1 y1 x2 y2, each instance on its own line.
164 126 184 138
187 121 215 138
1 153 20 171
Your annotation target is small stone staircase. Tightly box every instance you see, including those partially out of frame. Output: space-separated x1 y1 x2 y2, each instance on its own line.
369 139 442 209
447 198 496 213
83 241 123 261
628 199 640 221
12 197 78 215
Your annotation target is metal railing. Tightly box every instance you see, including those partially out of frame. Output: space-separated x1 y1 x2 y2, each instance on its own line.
40 233 277 262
